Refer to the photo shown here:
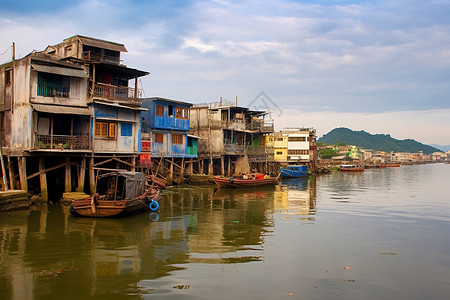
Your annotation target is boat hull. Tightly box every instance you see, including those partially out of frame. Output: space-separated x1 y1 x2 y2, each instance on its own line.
339 165 364 172
280 169 308 178
213 175 280 188
70 190 161 218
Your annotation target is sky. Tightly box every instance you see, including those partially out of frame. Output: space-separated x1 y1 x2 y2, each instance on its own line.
1 0 449 146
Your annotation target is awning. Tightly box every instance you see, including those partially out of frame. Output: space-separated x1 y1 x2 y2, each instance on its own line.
31 64 89 78
31 103 92 116
77 36 127 53
187 134 201 139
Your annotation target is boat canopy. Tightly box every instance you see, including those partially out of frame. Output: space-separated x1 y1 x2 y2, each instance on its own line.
119 172 146 199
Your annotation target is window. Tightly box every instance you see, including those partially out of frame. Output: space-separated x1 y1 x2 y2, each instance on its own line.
5 69 11 85
155 105 164 117
288 137 306 142
154 133 163 143
172 134 183 144
168 105 174 117
176 107 182 119
121 123 132 136
287 150 309 155
37 72 70 98
275 137 284 142
95 122 117 138
175 107 189 119
276 151 283 155
64 45 72 57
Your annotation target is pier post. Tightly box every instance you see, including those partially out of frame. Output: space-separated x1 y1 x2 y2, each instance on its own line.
77 157 86 192
220 156 225 176
18 156 28 192
7 155 16 190
208 159 213 176
39 157 48 202
89 156 95 195
227 157 231 177
131 156 136 172
65 157 71 192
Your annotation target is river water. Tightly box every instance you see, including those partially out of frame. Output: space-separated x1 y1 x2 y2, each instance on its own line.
1 163 449 299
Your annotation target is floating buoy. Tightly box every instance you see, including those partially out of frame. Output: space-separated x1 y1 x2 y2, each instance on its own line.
149 200 159 211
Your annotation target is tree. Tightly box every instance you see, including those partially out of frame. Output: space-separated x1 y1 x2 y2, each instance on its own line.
319 148 339 159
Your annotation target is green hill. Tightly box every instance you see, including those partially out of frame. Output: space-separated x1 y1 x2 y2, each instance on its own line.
317 127 441 154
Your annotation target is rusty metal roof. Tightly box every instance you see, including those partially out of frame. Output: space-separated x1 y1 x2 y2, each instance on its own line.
77 36 127 52
31 103 92 116
31 64 89 78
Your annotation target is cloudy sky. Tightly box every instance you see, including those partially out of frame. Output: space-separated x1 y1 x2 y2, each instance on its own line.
1 0 449 146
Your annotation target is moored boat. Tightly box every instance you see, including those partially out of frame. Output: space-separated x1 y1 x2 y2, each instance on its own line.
213 173 281 188
386 164 400 167
280 165 309 178
339 165 364 172
70 171 161 218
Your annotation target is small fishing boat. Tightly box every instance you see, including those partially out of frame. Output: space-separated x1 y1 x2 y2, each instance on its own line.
280 165 309 178
70 171 161 218
213 173 281 188
386 164 400 167
339 165 364 172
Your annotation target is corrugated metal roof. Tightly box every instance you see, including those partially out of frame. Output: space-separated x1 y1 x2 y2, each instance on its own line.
77 36 127 52
31 64 89 78
31 103 92 116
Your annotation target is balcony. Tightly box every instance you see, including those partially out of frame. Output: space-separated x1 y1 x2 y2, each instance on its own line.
82 51 120 65
34 134 90 150
224 144 246 155
91 83 143 105
246 119 274 133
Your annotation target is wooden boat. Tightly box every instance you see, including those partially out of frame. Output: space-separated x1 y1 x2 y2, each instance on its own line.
213 173 281 188
70 171 161 218
339 165 364 172
280 165 309 178
386 164 400 167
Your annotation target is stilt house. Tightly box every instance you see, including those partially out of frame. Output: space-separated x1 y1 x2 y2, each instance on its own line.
0 35 149 200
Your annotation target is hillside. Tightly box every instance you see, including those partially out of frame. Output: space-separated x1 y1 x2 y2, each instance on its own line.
317 128 441 154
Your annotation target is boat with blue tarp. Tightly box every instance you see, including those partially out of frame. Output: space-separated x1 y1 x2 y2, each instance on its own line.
280 165 309 178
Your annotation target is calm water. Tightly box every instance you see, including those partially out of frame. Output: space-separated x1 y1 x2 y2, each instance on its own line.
1 164 449 299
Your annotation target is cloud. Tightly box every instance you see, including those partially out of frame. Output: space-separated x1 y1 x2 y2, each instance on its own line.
1 0 450 143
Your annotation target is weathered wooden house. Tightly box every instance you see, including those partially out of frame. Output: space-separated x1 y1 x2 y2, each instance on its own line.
141 97 197 158
189 100 275 176
140 97 198 183
0 35 149 201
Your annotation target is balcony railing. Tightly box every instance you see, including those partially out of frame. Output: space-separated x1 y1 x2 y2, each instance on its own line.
34 134 90 150
82 51 120 65
246 119 274 132
91 83 142 105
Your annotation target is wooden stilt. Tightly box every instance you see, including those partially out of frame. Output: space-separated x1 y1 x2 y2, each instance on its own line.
89 156 95 195
131 156 136 172
220 156 225 176
65 157 71 192
18 156 28 192
77 157 86 192
227 157 231 177
7 155 16 190
208 159 213 176
39 157 48 202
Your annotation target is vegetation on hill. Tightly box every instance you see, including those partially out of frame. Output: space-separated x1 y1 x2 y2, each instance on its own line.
317 127 441 154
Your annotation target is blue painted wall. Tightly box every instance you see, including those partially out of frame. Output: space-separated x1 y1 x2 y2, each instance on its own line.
141 98 190 131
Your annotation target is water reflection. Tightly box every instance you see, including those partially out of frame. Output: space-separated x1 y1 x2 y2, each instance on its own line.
0 177 317 299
